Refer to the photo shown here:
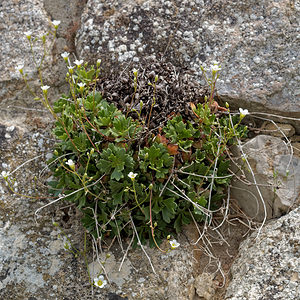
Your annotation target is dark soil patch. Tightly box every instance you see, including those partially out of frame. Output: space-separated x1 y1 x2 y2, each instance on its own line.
97 59 210 131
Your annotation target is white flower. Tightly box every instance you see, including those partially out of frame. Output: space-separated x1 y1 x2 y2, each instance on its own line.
68 66 75 74
78 83 85 88
24 31 32 36
169 239 180 249
94 275 107 288
74 59 84 67
41 85 50 92
128 172 138 180
66 159 75 170
241 153 248 160
52 20 61 27
61 52 69 59
239 108 249 117
16 64 24 71
211 64 221 72
1 171 9 178
132 68 138 76
16 64 24 74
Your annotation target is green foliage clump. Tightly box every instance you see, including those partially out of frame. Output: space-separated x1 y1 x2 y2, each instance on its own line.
47 63 247 248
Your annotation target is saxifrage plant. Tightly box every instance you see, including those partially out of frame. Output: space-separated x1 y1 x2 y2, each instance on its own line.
11 22 248 252
46 60 247 249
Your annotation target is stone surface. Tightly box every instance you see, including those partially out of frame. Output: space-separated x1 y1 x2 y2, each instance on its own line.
231 135 300 221
194 273 215 300
0 0 51 104
262 122 296 138
0 0 86 123
226 206 300 300
292 142 300 157
76 0 300 120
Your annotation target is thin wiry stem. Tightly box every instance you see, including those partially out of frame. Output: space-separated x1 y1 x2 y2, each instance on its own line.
251 112 300 121
34 175 104 218
8 154 43 177
119 235 134 272
229 114 267 237
212 186 231 231
130 215 156 275
39 152 75 177
90 234 110 284
166 183 211 216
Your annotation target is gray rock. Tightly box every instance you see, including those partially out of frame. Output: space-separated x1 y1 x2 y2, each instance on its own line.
0 0 52 105
225 206 300 300
76 0 300 121
194 272 215 300
0 0 86 123
292 142 300 157
231 135 300 221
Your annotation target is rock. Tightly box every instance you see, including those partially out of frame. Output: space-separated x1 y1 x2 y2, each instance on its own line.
263 122 296 138
194 273 216 300
76 0 300 122
0 0 52 105
0 0 86 123
230 135 300 221
225 206 300 300
292 142 300 157
88 253 131 287
291 135 300 142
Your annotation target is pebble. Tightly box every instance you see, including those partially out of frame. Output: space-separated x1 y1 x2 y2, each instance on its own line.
138 277 145 283
6 125 15 132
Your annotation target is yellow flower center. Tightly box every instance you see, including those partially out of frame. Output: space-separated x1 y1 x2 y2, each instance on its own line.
97 279 103 286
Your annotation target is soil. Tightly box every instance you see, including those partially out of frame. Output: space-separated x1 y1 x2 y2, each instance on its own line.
96 58 211 131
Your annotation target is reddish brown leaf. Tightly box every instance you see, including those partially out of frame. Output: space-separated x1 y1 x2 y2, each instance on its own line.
182 150 192 162
156 134 169 145
167 143 179 155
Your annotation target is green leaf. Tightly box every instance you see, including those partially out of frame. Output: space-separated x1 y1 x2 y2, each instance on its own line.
97 159 112 173
73 133 88 152
78 194 87 209
143 206 150 221
163 198 177 213
174 215 182 233
152 199 161 214
97 143 134 181
111 168 123 181
217 159 230 176
162 206 173 223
